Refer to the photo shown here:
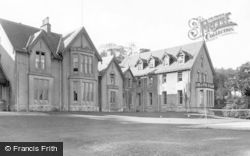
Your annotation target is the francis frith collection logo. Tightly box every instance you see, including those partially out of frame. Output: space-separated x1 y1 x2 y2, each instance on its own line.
188 12 237 41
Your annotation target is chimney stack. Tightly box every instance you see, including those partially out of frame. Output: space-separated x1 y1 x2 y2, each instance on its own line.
41 17 51 33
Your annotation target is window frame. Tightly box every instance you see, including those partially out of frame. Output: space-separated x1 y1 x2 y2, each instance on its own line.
110 73 115 85
35 51 46 70
178 90 183 105
110 91 116 104
177 72 182 82
72 54 79 72
34 78 49 102
148 76 153 86
149 92 153 105
163 91 167 104
162 74 167 83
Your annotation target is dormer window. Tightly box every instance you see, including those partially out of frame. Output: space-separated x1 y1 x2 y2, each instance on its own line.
136 58 146 70
177 53 185 64
162 52 173 66
149 59 155 68
163 56 169 66
138 62 143 70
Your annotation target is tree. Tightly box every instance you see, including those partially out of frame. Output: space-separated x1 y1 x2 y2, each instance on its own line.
98 43 127 63
98 43 148 64
215 62 250 108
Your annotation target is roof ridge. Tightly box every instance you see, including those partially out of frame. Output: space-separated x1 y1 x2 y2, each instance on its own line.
129 41 204 58
0 18 62 36
0 18 39 31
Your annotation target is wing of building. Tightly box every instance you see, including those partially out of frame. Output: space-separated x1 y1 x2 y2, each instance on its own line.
0 17 101 111
120 41 215 112
98 56 124 112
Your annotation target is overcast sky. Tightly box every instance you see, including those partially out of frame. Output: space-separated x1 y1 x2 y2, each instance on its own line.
0 0 249 69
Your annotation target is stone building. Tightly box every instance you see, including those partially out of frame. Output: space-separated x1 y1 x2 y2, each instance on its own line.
98 56 124 112
120 41 215 112
122 67 136 112
0 17 102 111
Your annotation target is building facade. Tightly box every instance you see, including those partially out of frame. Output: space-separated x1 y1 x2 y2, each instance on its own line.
0 18 102 111
120 41 215 112
98 56 124 112
122 67 136 112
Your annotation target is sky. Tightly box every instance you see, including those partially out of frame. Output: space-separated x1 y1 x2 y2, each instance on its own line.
0 0 249 69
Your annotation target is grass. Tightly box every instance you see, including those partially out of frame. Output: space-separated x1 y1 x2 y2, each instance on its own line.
0 112 250 156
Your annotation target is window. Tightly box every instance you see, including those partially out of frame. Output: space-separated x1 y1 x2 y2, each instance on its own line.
90 83 94 101
143 78 147 87
163 91 167 104
110 91 116 103
201 56 204 68
149 59 154 68
137 93 141 106
201 73 204 82
197 71 200 82
75 54 93 74
128 92 132 105
110 73 115 85
177 72 182 82
73 81 78 102
43 80 49 100
80 55 84 73
128 78 132 88
41 53 45 69
81 82 94 102
88 56 93 74
34 78 49 101
138 63 143 70
82 82 85 101
35 51 46 70
138 78 141 87
178 90 183 105
162 74 167 83
204 73 207 82
149 93 153 105
178 54 184 63
163 57 169 66
73 54 78 72
149 77 153 86
84 55 88 73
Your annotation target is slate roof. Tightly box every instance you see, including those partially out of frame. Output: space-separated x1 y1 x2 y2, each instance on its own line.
98 55 114 74
0 18 101 60
0 18 61 58
120 41 205 77
98 56 124 79
63 27 102 61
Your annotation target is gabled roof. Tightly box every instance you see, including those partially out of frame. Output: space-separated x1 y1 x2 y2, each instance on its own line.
0 18 100 61
147 54 160 63
25 30 61 59
135 57 147 67
121 66 134 78
161 51 175 60
0 18 61 58
98 56 124 79
63 27 102 61
120 41 205 77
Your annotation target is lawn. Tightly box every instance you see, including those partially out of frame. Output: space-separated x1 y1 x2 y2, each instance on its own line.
0 112 250 156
